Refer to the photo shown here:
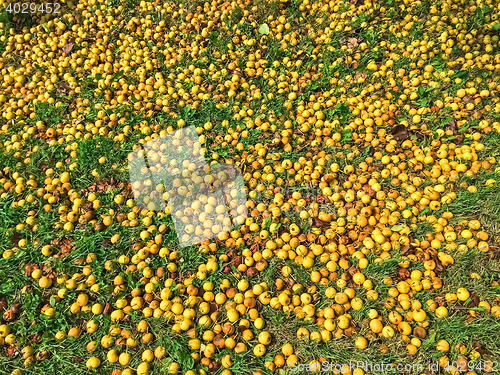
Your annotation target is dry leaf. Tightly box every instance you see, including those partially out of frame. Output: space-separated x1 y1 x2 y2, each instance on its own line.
10 233 21 245
312 217 330 228
62 43 74 55
446 119 458 135
391 124 409 141
103 303 111 315
462 96 475 104
428 248 444 273
470 292 480 307
354 71 367 80
399 268 410 279
348 267 360 276
56 82 71 96
347 37 359 48
0 297 7 312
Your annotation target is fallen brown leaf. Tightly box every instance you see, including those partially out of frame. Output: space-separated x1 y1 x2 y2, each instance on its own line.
312 217 330 228
399 268 410 279
354 71 367 80
62 42 74 55
103 303 111 315
316 194 328 204
446 119 458 135
391 124 409 142
25 264 39 277
29 333 41 343
10 233 21 245
348 267 360 276
347 37 359 49
0 297 7 312
427 248 444 273
470 292 480 307
462 96 475 104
